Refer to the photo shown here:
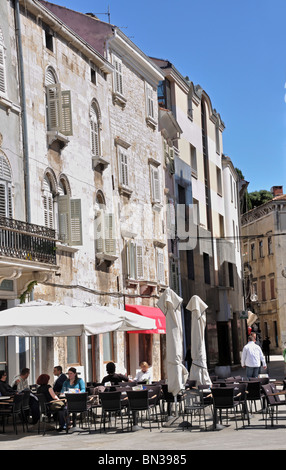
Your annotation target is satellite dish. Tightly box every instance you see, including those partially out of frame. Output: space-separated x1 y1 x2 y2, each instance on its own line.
250 294 258 302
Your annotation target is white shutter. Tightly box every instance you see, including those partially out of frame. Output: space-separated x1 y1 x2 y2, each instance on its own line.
151 166 160 202
157 249 165 284
126 240 136 279
146 83 154 118
136 243 144 279
43 193 53 229
0 183 6 217
70 199 82 245
104 212 116 255
46 83 62 131
7 185 12 218
119 151 128 187
114 57 123 95
0 46 6 95
58 195 71 243
61 90 73 136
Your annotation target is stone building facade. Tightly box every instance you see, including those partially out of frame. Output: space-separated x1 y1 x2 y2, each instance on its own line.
241 186 286 354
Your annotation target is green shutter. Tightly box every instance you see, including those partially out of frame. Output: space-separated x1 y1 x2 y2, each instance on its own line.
46 83 62 131
58 195 71 243
61 90 73 136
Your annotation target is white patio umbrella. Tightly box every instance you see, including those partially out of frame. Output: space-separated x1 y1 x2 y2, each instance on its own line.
186 295 212 386
157 287 188 396
0 299 156 337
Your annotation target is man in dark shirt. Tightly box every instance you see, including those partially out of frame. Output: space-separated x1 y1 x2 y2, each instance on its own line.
0 370 16 396
53 366 67 394
101 362 129 385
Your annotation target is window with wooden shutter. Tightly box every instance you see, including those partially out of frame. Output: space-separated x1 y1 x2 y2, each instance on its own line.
58 195 71 243
157 248 165 284
146 83 154 119
43 176 54 229
46 82 72 136
150 166 160 203
0 44 6 95
90 103 100 156
126 240 143 280
104 212 116 255
114 57 123 95
70 199 82 246
119 151 129 188
170 260 179 294
0 155 12 218
61 90 73 136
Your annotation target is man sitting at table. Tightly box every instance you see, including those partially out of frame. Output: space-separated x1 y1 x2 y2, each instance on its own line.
0 370 16 396
101 362 129 386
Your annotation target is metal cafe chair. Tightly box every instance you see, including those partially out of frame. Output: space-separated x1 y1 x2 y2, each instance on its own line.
182 388 209 430
0 394 25 434
211 386 245 430
261 383 286 428
65 392 91 433
126 389 158 431
98 391 127 432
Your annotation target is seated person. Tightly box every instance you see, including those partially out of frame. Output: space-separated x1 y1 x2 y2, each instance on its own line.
134 361 152 383
61 367 86 393
37 374 66 430
101 362 128 385
53 366 67 395
0 370 16 396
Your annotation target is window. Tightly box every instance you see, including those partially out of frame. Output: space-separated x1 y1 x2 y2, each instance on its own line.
216 166 222 195
90 101 101 157
0 154 12 218
57 175 83 246
42 174 54 229
157 79 171 110
219 214 224 238
126 240 144 280
268 236 273 255
228 262 234 288
261 280 266 301
215 123 220 154
103 333 114 362
0 28 7 95
170 260 179 293
150 165 161 203
188 88 193 119
95 209 116 257
45 67 73 137
118 150 129 188
146 82 155 119
187 250 195 280
259 240 263 258
230 175 233 202
251 242 255 261
113 56 123 95
270 277 275 299
90 63 97 85
157 248 165 284
45 31 54 52
190 144 197 176
203 252 210 284
67 337 80 365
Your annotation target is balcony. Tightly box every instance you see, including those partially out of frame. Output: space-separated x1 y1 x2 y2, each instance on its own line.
0 216 58 295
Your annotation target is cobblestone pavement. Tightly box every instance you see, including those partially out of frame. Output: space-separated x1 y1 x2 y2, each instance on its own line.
0 356 285 452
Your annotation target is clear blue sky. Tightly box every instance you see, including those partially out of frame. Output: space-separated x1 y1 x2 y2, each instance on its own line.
48 0 286 193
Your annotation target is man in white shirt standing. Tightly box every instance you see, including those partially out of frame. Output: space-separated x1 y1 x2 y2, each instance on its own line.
241 335 267 379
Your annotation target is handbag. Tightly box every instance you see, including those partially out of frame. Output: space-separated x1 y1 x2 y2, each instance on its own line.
49 400 65 411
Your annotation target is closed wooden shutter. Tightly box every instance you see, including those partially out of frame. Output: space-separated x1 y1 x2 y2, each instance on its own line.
157 249 165 284
46 83 62 131
136 243 144 279
0 46 6 94
104 212 116 255
58 195 71 243
90 104 99 156
114 58 123 95
95 209 104 253
61 90 73 136
70 199 82 245
151 166 160 202
119 151 128 187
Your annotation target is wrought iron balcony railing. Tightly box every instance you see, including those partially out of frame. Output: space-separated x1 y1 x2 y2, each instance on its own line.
0 216 57 265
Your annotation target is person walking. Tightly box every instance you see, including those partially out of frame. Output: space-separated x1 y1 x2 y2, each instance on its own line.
241 335 267 379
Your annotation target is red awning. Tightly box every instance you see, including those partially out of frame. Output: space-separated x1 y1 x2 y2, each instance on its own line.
125 304 166 334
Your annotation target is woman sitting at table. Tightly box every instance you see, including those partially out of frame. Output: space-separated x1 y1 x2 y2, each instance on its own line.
61 367 86 393
0 370 16 396
36 374 66 429
135 361 152 384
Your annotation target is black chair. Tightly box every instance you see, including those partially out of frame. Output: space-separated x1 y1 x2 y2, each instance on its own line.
233 382 250 425
211 387 245 430
246 381 265 414
261 384 286 428
144 384 163 426
185 379 197 389
126 390 158 431
21 390 31 431
161 384 183 419
37 393 52 435
0 394 25 434
65 392 91 433
98 391 127 432
182 388 209 430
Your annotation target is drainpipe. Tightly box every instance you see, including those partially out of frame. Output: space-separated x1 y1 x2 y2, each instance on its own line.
14 0 35 381
14 0 31 224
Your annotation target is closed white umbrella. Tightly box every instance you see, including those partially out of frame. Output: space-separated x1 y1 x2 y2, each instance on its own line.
186 295 212 386
0 299 156 337
157 287 188 396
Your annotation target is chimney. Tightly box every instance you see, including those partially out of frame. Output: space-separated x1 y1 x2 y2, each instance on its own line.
271 186 283 197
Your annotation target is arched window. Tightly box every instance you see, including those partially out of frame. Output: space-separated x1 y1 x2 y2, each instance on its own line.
45 67 72 136
90 101 101 157
42 173 55 229
0 153 12 218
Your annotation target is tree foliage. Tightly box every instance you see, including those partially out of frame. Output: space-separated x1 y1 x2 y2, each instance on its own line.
235 168 273 213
